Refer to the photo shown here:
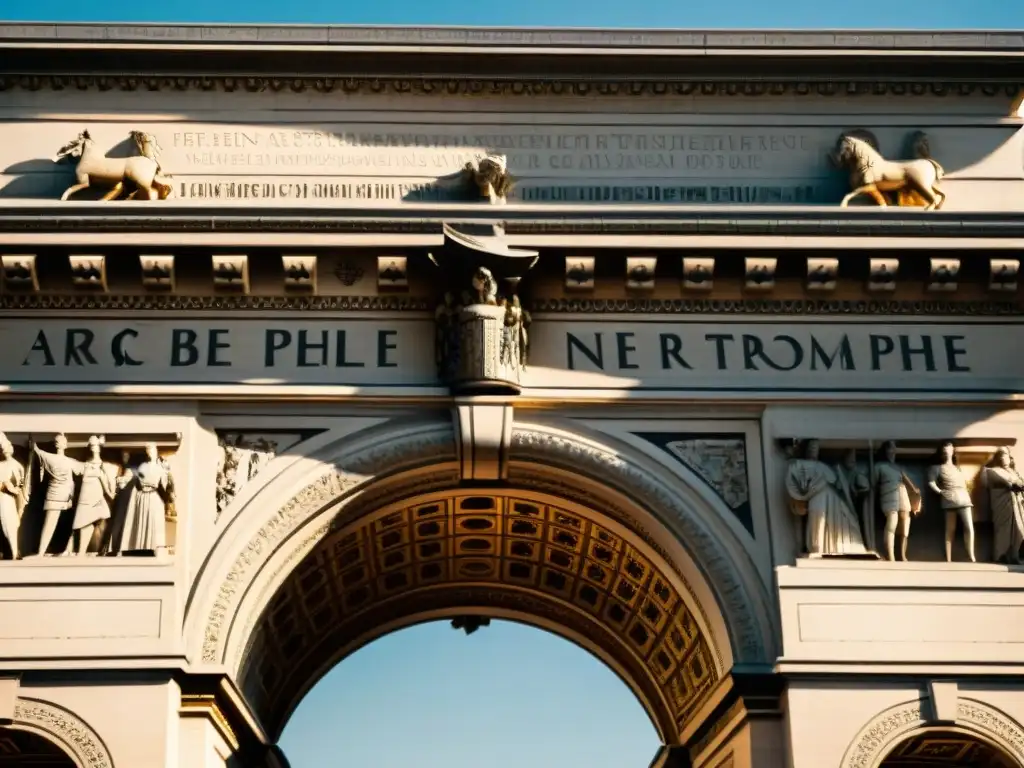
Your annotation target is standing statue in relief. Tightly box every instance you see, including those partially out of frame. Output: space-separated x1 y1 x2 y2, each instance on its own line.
927 441 976 563
836 449 873 552
785 439 868 556
0 435 27 560
30 434 82 557
71 435 117 556
982 447 1024 564
872 441 922 562
110 443 173 555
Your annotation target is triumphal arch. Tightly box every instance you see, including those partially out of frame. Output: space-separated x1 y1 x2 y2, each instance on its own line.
0 22 1023 768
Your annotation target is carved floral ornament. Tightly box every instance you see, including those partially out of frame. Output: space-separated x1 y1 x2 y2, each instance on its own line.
194 418 772 670
840 698 1024 768
10 696 114 768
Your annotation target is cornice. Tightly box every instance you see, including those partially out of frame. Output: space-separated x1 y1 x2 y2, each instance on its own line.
0 294 1019 316
0 24 1021 52
0 74 1019 98
2 205 1024 238
1 25 1022 90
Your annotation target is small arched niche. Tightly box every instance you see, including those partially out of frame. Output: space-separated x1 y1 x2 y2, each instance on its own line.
0 726 76 767
880 728 1020 768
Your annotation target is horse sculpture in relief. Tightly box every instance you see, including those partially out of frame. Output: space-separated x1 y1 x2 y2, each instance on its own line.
830 130 946 210
52 129 174 201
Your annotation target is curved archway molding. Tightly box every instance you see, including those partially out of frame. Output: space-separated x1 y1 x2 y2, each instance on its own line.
186 412 777 678
9 696 114 768
841 697 1024 768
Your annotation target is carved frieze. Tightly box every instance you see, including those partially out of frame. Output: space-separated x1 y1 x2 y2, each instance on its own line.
0 432 179 559
781 439 1021 564
4 74 1019 99
53 129 174 201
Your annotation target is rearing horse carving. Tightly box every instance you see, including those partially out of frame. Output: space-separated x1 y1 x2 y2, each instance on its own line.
830 130 946 210
52 130 174 201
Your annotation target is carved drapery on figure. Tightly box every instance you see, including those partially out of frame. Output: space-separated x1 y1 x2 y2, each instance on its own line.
830 129 946 210
110 443 175 555
52 129 174 201
0 433 178 559
781 438 1024 563
784 439 871 557
430 223 537 394
982 447 1024 564
0 433 26 560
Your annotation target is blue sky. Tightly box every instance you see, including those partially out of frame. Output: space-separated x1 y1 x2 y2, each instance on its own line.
7 0 1023 765
1 0 1022 27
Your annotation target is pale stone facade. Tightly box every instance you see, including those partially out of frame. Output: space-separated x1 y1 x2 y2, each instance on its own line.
0 23 1023 768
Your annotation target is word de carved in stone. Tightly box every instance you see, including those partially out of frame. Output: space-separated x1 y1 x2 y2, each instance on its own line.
53 129 174 201
0 431 176 560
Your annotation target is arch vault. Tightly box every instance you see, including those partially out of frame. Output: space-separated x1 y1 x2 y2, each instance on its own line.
183 409 778 754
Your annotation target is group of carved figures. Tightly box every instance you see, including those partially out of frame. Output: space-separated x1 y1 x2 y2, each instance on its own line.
785 440 1024 563
434 266 532 379
0 433 175 559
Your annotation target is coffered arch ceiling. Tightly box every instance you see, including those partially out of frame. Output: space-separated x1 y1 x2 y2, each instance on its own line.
238 491 718 744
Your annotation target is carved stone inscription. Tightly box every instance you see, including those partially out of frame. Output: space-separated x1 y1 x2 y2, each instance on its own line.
168 126 816 177
1 121 839 203
529 320 1020 394
5 318 1023 397
9 318 434 386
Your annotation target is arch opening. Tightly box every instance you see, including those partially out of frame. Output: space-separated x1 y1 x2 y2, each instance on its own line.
0 727 77 767
278 619 660 768
879 728 1021 768
237 491 720 746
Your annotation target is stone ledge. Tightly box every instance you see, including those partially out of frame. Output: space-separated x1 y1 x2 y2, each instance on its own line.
0 24 1020 53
